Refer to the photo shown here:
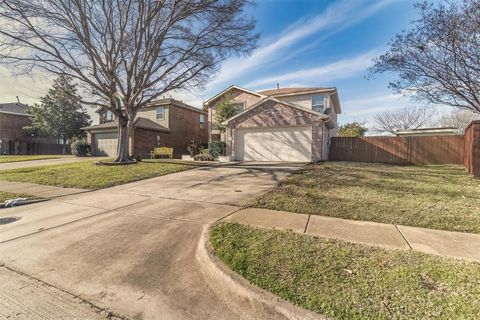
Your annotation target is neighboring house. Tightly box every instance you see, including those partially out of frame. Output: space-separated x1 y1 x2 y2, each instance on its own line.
83 98 208 158
0 102 58 155
394 127 460 137
204 86 341 162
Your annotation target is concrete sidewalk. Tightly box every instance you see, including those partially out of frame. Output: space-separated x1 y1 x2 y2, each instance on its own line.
0 181 88 198
0 266 110 320
227 208 480 263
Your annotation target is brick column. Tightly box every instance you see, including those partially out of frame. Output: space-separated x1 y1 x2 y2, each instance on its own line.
225 126 234 160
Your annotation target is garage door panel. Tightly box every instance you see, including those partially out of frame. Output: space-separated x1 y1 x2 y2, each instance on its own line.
94 132 118 156
235 126 312 162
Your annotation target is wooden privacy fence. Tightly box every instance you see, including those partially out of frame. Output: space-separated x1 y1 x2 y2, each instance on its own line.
3 140 69 155
329 135 465 165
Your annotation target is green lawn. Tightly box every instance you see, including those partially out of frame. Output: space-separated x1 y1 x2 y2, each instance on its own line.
211 222 480 320
0 155 64 163
0 191 41 203
252 162 480 233
0 161 193 190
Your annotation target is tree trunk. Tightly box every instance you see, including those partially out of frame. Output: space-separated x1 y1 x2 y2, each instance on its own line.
127 111 135 158
113 113 130 162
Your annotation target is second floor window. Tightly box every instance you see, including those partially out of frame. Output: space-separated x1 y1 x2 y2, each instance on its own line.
156 106 165 120
199 114 205 128
105 110 114 122
233 102 245 113
312 94 324 113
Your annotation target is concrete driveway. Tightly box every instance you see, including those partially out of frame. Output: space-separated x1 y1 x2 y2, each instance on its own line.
0 164 302 319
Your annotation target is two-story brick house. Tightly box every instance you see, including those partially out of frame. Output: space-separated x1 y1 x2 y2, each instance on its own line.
204 86 341 162
0 102 59 155
83 98 208 158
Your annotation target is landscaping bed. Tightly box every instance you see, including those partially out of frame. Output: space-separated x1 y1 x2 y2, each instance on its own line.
211 222 480 320
0 161 194 190
252 162 480 233
0 155 63 163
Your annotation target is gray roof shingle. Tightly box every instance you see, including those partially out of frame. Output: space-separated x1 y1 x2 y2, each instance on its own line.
257 87 336 96
0 103 29 116
82 117 170 132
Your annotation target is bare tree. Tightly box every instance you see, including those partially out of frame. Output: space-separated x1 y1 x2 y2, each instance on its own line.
0 0 258 162
369 1 480 113
372 106 434 134
436 109 480 133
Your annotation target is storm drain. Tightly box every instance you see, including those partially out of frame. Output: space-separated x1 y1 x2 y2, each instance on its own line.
0 216 21 225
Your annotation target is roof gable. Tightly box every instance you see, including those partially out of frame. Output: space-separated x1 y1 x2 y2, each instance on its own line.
146 98 206 114
257 87 335 97
204 85 267 106
82 117 170 132
257 87 341 114
223 97 330 126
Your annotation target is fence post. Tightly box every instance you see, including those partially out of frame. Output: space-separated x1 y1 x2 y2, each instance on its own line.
464 121 480 177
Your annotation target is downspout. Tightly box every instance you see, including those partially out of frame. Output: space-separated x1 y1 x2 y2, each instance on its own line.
321 121 325 161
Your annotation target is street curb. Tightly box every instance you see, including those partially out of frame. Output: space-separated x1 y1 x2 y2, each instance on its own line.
195 223 327 320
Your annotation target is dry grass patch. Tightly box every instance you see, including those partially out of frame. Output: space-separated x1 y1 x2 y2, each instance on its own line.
0 155 64 163
0 161 194 190
252 162 480 233
211 222 480 320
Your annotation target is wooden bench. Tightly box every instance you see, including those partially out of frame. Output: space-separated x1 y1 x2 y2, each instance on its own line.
150 147 173 159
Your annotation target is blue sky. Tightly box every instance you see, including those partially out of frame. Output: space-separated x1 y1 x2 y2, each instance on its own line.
187 0 423 129
0 0 434 128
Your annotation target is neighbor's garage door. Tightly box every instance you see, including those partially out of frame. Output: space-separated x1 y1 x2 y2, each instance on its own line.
235 126 312 161
93 132 118 156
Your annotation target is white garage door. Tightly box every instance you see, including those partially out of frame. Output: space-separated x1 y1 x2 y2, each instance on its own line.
235 126 312 162
93 132 118 156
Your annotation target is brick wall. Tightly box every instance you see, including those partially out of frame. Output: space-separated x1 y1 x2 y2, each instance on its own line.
225 100 325 161
312 124 324 161
163 104 208 156
229 100 323 128
133 104 208 158
0 113 31 141
134 128 167 158
208 88 263 140
0 113 59 154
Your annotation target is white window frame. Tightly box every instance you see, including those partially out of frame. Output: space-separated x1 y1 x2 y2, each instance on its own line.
156 106 165 120
105 110 114 122
199 114 205 128
233 102 246 113
311 94 325 113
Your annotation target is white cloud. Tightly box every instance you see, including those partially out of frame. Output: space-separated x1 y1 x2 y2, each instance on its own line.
341 93 456 134
343 93 454 118
245 50 379 88
0 67 52 105
207 0 398 90
343 93 408 116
